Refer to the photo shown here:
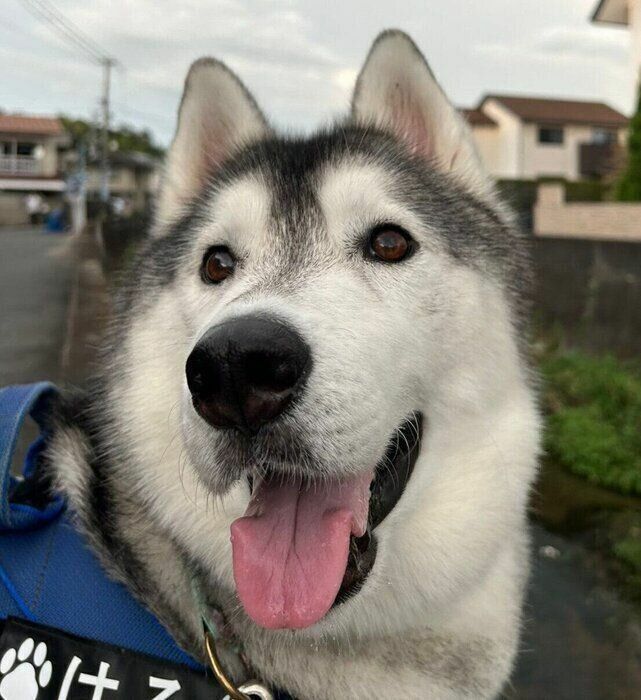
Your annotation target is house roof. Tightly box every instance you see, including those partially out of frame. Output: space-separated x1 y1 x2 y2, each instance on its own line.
481 95 628 128
591 0 628 25
460 108 497 127
0 114 64 136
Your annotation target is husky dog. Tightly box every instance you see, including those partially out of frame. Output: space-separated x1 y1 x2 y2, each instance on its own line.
49 30 540 699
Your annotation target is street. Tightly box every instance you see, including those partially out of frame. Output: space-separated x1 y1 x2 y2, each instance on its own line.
0 227 75 386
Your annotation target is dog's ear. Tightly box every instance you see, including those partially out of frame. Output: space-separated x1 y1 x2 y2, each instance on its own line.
352 30 489 196
155 58 269 231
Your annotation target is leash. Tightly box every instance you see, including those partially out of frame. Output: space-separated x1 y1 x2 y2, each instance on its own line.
191 577 274 700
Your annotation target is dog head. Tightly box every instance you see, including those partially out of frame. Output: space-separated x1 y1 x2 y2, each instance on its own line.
115 31 535 635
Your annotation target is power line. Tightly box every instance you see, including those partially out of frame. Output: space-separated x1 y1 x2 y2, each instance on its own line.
17 0 120 207
18 0 114 64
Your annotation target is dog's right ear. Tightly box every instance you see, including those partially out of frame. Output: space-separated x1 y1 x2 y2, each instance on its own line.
154 58 269 232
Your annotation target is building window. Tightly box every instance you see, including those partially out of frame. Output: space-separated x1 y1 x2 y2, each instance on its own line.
592 128 617 145
16 142 36 156
538 127 564 145
1 142 11 155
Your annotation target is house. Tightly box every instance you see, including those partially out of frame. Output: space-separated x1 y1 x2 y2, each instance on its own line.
592 0 641 82
0 113 70 224
461 95 628 181
80 151 160 213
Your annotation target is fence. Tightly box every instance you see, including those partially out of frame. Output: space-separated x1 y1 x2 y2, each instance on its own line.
534 183 641 242
531 183 641 356
0 155 40 176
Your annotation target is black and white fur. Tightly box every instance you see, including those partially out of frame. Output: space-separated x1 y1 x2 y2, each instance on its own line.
48 31 540 699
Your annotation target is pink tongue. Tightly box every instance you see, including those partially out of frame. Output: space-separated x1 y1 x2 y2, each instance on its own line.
230 471 372 629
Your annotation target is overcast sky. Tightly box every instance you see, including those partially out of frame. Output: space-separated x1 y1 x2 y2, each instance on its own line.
0 0 634 146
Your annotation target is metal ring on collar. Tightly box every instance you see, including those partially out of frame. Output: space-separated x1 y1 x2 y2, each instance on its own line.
204 626 273 700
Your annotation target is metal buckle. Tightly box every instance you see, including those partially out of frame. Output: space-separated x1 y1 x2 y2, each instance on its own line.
234 682 275 700
204 627 274 700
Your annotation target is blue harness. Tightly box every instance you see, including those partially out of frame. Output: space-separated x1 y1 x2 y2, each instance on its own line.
0 382 297 700
0 382 202 669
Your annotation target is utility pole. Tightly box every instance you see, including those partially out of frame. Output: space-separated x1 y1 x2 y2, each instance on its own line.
19 0 120 232
99 57 115 208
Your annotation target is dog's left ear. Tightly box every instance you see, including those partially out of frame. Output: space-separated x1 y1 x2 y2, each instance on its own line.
352 30 489 196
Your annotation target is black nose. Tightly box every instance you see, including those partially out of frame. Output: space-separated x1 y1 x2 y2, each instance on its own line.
186 316 311 435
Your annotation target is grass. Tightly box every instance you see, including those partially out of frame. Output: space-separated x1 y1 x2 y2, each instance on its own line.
541 351 641 495
600 510 641 603
536 345 641 608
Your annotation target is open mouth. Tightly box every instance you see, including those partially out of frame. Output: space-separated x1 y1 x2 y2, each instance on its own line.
230 413 423 630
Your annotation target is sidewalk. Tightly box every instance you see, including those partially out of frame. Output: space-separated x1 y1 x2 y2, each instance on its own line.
0 227 110 388
0 226 109 470
59 233 111 387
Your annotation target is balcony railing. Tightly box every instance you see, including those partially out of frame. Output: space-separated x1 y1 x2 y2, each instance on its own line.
0 155 42 176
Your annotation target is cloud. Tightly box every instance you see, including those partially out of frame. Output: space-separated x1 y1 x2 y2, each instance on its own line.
1 0 634 146
46 0 357 138
472 22 631 111
476 24 627 67
533 26 628 63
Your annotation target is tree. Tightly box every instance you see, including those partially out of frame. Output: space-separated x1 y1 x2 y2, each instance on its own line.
59 116 165 158
616 81 641 201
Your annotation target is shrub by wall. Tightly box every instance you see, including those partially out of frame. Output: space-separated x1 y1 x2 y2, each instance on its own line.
542 352 641 495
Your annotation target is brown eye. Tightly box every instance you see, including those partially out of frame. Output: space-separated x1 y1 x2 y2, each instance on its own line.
203 246 236 283
369 226 413 263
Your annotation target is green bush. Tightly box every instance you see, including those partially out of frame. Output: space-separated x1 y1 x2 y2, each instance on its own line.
497 178 609 205
542 352 641 494
564 180 609 202
614 537 641 570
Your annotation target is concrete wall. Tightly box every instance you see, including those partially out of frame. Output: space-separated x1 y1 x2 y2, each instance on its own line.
0 193 29 225
533 236 641 357
531 178 641 355
534 183 641 241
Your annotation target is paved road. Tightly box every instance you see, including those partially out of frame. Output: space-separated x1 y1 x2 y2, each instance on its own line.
0 227 75 386
509 523 641 700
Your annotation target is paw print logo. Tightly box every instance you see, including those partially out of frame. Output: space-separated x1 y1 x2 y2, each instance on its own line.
0 638 52 700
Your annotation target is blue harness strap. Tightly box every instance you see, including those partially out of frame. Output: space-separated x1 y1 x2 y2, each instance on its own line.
0 382 64 531
0 383 202 670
